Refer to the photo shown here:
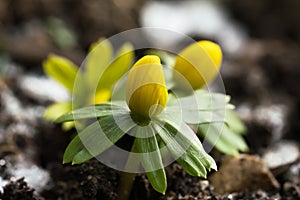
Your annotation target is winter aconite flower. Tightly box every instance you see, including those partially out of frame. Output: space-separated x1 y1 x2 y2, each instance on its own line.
54 39 247 195
126 56 168 118
164 40 247 156
43 39 134 130
173 40 222 90
56 55 218 194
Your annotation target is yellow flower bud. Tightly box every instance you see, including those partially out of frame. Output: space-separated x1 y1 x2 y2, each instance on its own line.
173 40 222 90
126 55 168 118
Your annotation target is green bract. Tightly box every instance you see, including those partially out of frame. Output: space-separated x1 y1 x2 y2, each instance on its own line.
56 98 218 194
43 38 134 130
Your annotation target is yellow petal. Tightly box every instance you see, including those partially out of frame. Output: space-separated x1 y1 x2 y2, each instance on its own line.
173 40 222 90
85 38 113 89
88 89 111 104
44 102 72 121
43 54 79 93
126 55 168 118
44 102 75 131
62 121 76 131
97 43 134 91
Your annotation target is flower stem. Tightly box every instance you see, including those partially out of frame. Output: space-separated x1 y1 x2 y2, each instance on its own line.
118 172 136 200
118 141 140 200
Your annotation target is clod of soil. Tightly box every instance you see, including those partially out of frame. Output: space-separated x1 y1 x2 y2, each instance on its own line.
210 154 280 194
0 178 38 200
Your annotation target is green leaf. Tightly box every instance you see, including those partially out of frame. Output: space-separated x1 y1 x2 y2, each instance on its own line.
63 132 85 164
85 39 112 89
164 107 227 125
133 126 167 194
55 103 128 123
225 109 247 135
98 43 134 91
198 122 248 156
66 114 135 164
198 123 238 155
153 120 216 177
47 17 77 50
43 54 79 92
165 91 232 124
44 101 72 121
180 90 232 111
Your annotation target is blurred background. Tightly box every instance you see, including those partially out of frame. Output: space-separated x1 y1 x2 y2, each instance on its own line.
1 0 300 142
1 0 300 199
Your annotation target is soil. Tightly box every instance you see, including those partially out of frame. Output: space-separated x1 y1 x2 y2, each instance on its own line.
1 0 300 200
0 178 37 200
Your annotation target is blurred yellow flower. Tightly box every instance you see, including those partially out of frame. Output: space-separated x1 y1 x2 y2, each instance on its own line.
43 39 134 130
173 40 222 90
126 55 168 118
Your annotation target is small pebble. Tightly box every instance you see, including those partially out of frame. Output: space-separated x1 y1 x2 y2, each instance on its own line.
0 159 6 166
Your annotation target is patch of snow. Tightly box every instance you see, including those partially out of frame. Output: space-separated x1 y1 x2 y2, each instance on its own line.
19 75 70 102
7 157 50 193
141 0 247 54
263 140 299 169
0 177 8 193
12 165 50 193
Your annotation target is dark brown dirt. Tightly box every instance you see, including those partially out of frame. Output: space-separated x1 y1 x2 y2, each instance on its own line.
41 160 119 200
0 178 38 200
0 0 142 67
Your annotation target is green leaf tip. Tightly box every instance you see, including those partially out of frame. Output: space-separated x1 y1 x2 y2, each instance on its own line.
131 127 167 194
198 122 248 156
152 119 216 179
